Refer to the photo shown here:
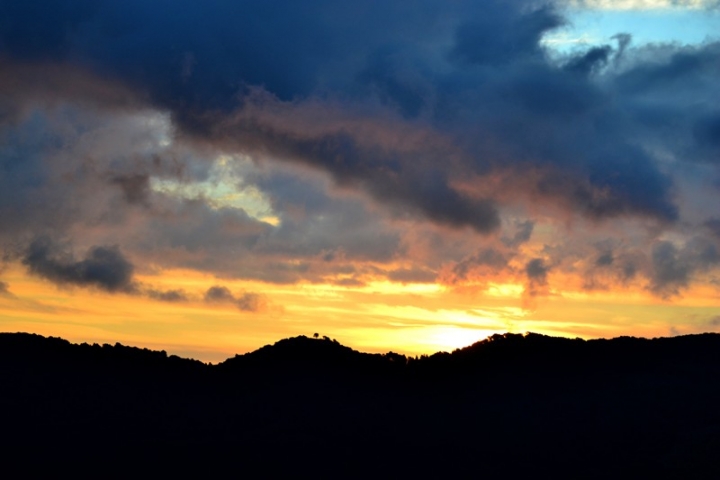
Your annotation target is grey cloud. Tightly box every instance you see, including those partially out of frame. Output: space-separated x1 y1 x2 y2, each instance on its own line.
649 238 720 298
705 218 720 238
502 220 534 248
223 123 501 234
526 258 549 283
110 174 150 206
249 170 403 263
523 257 550 304
141 201 272 255
581 243 642 291
234 292 265 312
0 280 10 296
621 261 638 281
452 248 509 282
650 241 690 297
332 277 366 287
387 268 437 284
146 288 189 302
596 252 614 267
204 285 265 312
22 237 135 293
204 285 235 303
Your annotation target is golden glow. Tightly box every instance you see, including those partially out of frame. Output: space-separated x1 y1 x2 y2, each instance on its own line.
485 282 525 298
1 262 719 362
150 154 279 225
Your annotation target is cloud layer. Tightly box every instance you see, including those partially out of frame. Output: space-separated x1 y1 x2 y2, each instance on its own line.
0 0 719 307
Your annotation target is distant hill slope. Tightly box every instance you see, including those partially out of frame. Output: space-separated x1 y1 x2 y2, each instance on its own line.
5 330 720 373
3 331 720 477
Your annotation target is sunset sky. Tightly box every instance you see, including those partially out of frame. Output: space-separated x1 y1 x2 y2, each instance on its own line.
1 0 719 362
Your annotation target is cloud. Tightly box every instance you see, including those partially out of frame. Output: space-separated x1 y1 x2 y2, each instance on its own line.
204 285 266 312
22 237 136 293
526 258 549 284
502 220 535 248
110 174 151 206
449 3 564 66
0 280 11 297
649 242 690 297
649 238 720 297
146 288 189 303
0 0 688 234
595 251 614 267
562 0 719 9
447 248 510 285
211 97 502 233
0 0 719 304
204 286 235 303
564 46 614 75
387 268 437 284
706 218 720 238
523 257 551 301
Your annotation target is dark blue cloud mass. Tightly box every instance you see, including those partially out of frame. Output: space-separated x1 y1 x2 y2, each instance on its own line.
0 0 690 229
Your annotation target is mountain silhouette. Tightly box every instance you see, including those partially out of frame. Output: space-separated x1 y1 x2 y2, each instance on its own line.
2 331 720 477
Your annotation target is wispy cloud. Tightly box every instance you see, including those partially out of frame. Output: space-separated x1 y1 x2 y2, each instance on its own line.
563 0 718 10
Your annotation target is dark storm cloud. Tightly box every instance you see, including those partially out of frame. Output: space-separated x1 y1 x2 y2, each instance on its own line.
18 236 196 302
0 0 683 232
0 0 457 118
2 0 720 300
693 113 720 158
449 3 563 66
616 42 720 95
217 117 501 234
22 237 136 293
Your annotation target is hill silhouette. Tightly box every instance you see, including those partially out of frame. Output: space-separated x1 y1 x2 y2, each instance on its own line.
2 331 720 477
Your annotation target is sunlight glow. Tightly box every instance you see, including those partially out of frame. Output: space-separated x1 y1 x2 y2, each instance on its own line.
150 154 279 224
486 283 525 298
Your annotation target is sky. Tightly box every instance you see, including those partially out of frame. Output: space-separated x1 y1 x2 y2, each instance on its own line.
1 0 720 362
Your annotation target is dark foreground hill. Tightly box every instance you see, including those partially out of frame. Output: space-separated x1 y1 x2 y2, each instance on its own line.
2 332 720 477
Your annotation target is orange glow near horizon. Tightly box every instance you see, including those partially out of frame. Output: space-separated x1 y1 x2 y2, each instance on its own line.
1 262 719 363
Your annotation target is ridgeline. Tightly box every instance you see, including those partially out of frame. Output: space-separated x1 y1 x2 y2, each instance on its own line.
2 332 720 477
